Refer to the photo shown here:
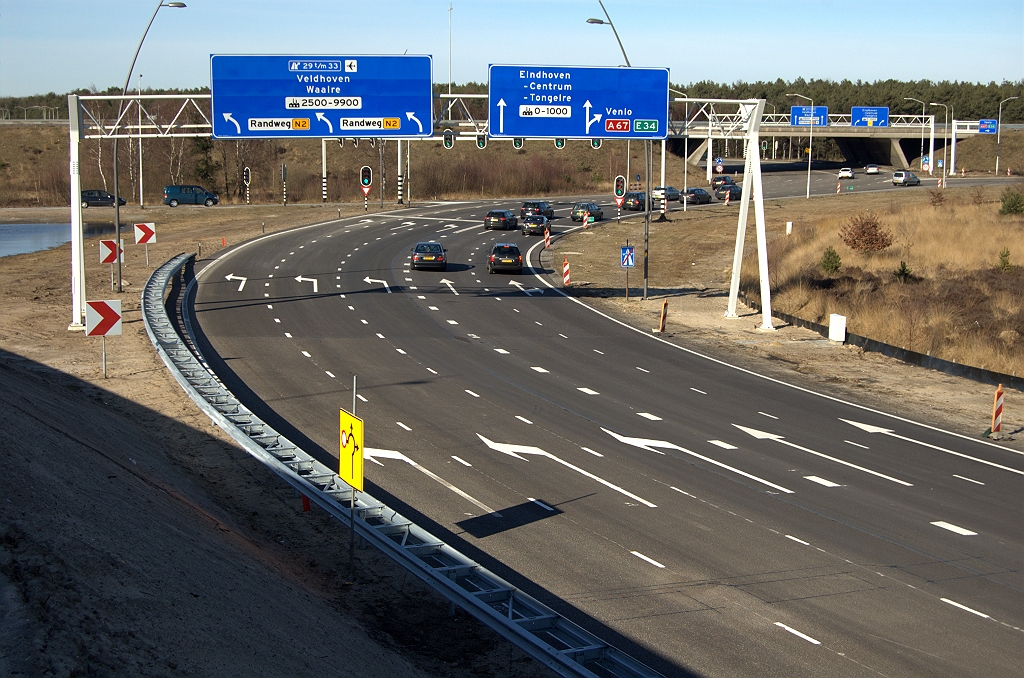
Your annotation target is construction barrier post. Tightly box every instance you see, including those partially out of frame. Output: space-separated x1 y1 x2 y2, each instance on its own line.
992 383 1005 434
562 255 570 287
544 228 550 250
654 299 668 333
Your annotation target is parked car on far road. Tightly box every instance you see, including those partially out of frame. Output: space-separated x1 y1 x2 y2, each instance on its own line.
838 168 855 179
891 170 921 186
484 209 518 230
81 190 126 208
683 187 713 204
163 185 219 207
571 202 604 221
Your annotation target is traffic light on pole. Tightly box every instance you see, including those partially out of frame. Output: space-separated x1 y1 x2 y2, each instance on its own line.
590 139 602 150
360 166 372 187
513 137 524 149
554 138 565 149
442 129 454 149
614 175 626 198
475 134 487 150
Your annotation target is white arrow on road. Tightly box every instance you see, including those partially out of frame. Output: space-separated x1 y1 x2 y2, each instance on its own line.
583 100 602 134
222 112 241 134
438 278 459 295
841 419 1024 476
365 448 500 515
509 280 539 296
294 275 318 293
733 424 913 486
478 434 656 507
224 273 247 291
405 112 423 134
363 276 392 293
603 428 794 494
315 112 333 133
496 98 506 134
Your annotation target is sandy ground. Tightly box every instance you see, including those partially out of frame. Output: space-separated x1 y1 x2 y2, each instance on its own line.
1 198 1018 677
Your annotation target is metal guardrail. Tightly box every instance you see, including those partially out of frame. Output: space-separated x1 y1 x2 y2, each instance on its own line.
142 252 663 678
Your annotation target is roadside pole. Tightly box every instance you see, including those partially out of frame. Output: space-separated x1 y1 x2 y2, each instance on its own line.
321 138 327 203
658 138 667 221
643 140 651 299
349 375 357 578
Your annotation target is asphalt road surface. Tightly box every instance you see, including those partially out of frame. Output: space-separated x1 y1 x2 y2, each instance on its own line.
189 191 1023 677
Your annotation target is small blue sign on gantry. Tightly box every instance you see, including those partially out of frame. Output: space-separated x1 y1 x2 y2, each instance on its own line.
488 65 669 139
790 106 829 126
621 246 636 268
210 55 434 139
852 106 889 127
979 119 998 134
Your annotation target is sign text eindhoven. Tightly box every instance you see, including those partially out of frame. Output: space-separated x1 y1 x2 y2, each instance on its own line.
487 65 669 139
210 55 433 139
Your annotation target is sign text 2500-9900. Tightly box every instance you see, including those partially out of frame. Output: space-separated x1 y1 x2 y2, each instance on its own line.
285 97 362 109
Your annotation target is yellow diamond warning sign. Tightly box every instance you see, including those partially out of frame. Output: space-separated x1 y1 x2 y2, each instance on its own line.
339 408 364 492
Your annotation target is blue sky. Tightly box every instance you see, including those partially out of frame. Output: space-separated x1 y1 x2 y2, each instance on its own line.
2 0 1021 96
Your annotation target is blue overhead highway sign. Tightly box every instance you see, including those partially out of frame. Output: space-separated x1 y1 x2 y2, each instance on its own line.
487 65 669 140
979 119 998 134
210 55 433 139
852 106 889 127
790 106 829 126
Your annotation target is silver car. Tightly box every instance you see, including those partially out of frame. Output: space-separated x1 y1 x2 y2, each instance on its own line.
892 170 921 186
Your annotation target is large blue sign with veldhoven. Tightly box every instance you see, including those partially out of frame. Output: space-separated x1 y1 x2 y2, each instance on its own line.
210 55 433 139
790 105 829 126
852 106 889 127
979 119 998 134
488 65 669 140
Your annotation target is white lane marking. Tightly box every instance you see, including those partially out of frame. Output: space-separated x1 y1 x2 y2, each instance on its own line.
427 368 438 374
396 349 407 355
637 412 662 421
531 366 549 373
264 293 269 297
465 390 480 398
528 497 555 511
494 349 510 354
805 476 842 487
577 387 600 395
691 388 707 394
416 295 426 299
347 305 354 310
452 455 472 467
409 286 418 290
670 486 696 498
325 371 335 378
360 319 368 324
396 421 412 431
514 309 520 313
267 304 273 308
559 333 568 338
495 297 501 301
931 521 978 536
734 425 913 487
406 277 413 281
774 622 821 645
376 333 385 338
454 224 485 233
284 332 292 338
785 535 810 545
535 321 543 326
301 351 311 357
953 474 985 485
446 319 459 325
708 440 737 450
636 367 649 373
516 416 534 424
356 394 367 402
758 411 779 419
479 434 657 507
428 306 439 311
593 349 604 355
941 598 990 618
630 551 666 568
845 440 870 449
581 447 603 457
604 428 795 494
365 448 500 516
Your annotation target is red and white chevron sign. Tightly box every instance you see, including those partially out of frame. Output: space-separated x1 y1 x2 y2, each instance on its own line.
85 300 122 337
133 222 156 244
99 239 124 264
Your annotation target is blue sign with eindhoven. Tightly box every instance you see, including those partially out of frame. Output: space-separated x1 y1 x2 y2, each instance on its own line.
487 65 669 139
790 105 829 127
852 106 889 127
210 55 433 139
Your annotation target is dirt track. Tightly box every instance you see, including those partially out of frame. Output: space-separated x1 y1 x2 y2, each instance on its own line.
1 199 1019 677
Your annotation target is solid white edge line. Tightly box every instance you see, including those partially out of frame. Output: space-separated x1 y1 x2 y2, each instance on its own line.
521 233 1020 456
774 622 821 645
630 551 666 568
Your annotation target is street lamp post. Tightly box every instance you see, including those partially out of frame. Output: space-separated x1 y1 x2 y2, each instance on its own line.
112 1 185 292
765 102 776 160
588 1 633 202
997 96 1018 175
904 97 926 170
787 93 813 199
930 102 948 188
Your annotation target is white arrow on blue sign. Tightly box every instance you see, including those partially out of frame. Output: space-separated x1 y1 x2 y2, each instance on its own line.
621 246 636 268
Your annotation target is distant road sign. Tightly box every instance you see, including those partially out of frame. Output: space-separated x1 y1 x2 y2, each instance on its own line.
211 55 433 139
621 246 635 268
790 106 829 126
339 408 365 492
852 106 889 127
979 119 998 134
715 157 723 165
487 64 669 139
85 300 122 337
133 223 155 245
715 164 724 174
99 239 123 264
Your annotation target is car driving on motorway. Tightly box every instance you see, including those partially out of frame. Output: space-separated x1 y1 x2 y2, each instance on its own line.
571 202 604 221
683 187 713 204
892 170 921 186
484 209 518 230
410 241 448 271
838 168 855 179
521 201 555 218
486 243 523 274
651 186 680 202
710 175 736 189
865 164 880 175
521 215 549 235
622 192 646 211
715 184 742 201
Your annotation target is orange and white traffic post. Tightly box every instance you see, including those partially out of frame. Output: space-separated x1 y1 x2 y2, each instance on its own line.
836 181 841 195
544 228 550 250
654 299 669 333
724 190 730 206
991 383 1005 434
562 255 570 287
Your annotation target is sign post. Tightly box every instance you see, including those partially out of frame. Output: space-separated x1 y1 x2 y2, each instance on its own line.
99 239 124 290
621 242 635 301
85 299 122 378
133 222 155 267
340 375 364 579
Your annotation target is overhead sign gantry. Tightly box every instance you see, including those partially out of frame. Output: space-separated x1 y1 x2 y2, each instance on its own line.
210 55 433 138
